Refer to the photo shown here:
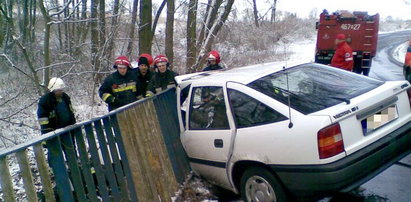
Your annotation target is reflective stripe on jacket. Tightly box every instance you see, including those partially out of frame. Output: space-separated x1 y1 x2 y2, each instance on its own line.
99 70 138 111
37 92 76 134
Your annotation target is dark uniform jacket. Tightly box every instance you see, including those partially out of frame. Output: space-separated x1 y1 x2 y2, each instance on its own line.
202 64 223 71
146 69 178 96
37 92 76 134
133 68 153 98
99 70 138 111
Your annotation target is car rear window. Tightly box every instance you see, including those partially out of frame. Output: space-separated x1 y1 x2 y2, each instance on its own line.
247 63 384 114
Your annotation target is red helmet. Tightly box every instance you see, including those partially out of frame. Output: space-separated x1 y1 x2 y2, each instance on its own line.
336 33 346 40
138 53 154 66
114 56 130 68
207 50 220 64
154 54 169 65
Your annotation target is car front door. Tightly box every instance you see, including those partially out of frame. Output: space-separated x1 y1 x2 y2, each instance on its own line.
181 85 236 189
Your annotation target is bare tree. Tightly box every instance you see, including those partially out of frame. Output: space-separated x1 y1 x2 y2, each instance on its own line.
152 0 166 41
270 0 277 23
90 0 100 76
139 0 153 54
252 0 259 27
186 0 198 72
191 0 235 72
165 0 174 66
99 0 106 50
107 0 121 58
38 0 52 86
197 0 222 52
127 0 139 56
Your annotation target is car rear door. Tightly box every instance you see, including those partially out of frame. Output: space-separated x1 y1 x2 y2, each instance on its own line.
181 84 236 189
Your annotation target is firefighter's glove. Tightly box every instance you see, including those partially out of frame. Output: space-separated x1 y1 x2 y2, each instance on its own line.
107 96 116 104
103 93 116 104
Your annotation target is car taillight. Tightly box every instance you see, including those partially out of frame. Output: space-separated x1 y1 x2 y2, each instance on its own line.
317 123 344 159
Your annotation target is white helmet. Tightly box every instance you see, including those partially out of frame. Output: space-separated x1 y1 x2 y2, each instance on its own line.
48 77 66 92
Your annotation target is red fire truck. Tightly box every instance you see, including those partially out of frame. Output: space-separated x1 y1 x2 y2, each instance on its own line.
315 10 379 75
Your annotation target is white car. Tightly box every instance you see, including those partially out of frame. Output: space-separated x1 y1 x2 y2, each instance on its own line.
175 63 411 201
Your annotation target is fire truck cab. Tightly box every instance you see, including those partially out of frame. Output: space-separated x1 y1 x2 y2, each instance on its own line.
315 10 379 74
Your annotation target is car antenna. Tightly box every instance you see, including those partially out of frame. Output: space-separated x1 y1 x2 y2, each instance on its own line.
283 66 293 128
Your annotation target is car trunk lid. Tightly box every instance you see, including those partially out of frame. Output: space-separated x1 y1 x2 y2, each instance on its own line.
312 81 411 156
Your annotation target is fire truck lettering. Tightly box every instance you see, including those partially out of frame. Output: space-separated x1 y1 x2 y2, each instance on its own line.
341 24 361 30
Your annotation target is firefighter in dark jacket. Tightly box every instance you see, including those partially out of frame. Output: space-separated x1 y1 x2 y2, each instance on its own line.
134 54 154 99
146 55 178 97
99 56 138 111
202 50 224 71
37 77 76 134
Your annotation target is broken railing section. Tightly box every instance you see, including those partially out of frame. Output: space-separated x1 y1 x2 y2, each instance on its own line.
0 88 191 202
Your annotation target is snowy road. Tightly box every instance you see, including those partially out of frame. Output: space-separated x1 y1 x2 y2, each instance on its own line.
350 30 411 202
368 30 411 81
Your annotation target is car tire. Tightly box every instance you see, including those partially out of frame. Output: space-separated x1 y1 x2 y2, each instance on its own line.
240 167 287 202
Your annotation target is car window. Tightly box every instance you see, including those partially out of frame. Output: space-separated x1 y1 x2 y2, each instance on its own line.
180 84 191 129
189 86 230 130
228 89 287 128
248 63 384 114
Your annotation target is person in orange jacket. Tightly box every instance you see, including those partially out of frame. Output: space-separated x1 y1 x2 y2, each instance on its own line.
330 34 354 71
404 39 411 82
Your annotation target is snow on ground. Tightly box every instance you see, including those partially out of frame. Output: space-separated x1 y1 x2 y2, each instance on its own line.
392 41 408 64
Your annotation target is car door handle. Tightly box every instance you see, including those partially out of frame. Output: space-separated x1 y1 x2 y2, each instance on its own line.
214 139 223 148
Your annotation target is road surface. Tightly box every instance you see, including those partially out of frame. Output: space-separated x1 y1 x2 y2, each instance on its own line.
346 30 411 202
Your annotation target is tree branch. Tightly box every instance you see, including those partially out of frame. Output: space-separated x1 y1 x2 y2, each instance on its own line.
35 60 80 71
49 0 75 17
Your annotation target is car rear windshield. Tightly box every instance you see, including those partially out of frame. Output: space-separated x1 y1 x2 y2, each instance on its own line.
247 63 384 114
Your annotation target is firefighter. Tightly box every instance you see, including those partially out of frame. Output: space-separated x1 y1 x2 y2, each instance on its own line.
134 54 154 99
331 34 354 71
202 50 224 71
99 56 138 111
404 39 411 82
37 77 76 134
146 54 178 97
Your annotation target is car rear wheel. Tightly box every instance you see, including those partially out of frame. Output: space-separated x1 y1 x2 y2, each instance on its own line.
240 167 287 202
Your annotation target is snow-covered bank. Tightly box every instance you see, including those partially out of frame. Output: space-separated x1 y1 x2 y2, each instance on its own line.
393 41 408 64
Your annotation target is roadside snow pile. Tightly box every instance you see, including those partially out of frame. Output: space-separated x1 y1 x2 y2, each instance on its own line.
392 41 408 64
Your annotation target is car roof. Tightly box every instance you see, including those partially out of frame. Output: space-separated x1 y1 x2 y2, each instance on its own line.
176 61 302 86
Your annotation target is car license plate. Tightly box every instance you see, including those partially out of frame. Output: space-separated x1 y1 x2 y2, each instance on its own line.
363 105 398 135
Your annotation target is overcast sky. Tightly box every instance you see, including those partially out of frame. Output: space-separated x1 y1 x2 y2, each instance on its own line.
238 0 411 20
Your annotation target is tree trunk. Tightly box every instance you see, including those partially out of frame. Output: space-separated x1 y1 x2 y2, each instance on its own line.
3 0 14 53
90 0 100 74
151 0 166 40
29 0 36 42
107 0 120 59
99 0 106 49
126 0 138 56
271 0 277 23
194 0 234 71
252 0 259 27
197 0 222 51
55 0 63 50
80 0 88 42
165 0 174 67
186 0 198 72
38 0 52 87
22 0 29 43
0 5 5 47
139 0 153 54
